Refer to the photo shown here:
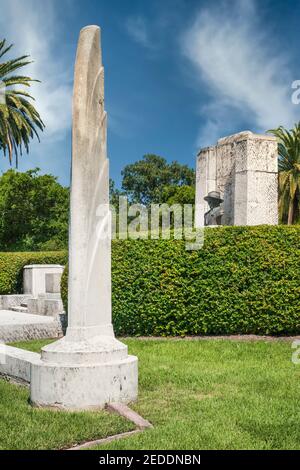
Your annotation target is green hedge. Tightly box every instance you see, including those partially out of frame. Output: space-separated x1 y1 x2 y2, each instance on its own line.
60 225 300 336
0 251 67 295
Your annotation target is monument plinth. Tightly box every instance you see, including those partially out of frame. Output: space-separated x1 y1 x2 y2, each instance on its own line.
30 26 138 409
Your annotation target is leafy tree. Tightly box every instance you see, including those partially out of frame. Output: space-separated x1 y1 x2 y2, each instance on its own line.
109 178 125 209
161 185 195 206
121 154 195 205
269 123 300 224
0 169 69 251
0 39 44 166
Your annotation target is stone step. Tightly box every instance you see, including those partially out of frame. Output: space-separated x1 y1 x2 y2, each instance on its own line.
10 306 28 313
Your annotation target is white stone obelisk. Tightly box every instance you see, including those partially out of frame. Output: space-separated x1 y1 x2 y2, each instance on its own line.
30 26 138 409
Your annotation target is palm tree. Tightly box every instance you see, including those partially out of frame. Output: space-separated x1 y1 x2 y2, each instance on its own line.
0 39 44 166
268 123 300 224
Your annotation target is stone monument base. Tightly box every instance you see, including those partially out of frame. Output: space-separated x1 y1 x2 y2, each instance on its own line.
30 335 138 410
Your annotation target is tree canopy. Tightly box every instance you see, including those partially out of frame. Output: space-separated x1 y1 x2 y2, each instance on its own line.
120 154 195 205
0 168 69 251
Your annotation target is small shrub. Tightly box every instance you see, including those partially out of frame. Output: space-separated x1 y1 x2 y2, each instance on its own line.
60 263 68 311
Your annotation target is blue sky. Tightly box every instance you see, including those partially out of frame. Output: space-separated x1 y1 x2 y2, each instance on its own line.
0 0 300 187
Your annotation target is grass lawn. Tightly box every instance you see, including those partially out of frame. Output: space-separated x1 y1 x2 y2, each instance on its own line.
0 338 134 450
5 337 300 450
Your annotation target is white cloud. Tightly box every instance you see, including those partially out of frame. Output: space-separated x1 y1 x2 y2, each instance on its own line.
182 0 299 147
0 0 72 142
125 16 152 49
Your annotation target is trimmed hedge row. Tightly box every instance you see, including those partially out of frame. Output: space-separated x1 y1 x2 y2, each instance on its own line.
0 251 67 295
60 225 300 336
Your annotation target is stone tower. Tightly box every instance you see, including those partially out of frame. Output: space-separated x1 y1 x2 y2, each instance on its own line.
195 131 278 227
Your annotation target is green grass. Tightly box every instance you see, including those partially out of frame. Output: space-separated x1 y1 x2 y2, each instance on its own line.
1 338 134 450
5 338 300 449
9 338 55 353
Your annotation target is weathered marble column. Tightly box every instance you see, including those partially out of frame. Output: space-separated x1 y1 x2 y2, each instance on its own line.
30 26 138 409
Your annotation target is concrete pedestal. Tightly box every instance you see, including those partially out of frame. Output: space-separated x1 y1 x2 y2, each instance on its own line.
30 335 138 409
23 265 64 297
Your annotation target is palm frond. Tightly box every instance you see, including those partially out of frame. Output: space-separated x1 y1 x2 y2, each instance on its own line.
268 122 300 224
0 54 31 73
0 40 13 59
0 38 45 166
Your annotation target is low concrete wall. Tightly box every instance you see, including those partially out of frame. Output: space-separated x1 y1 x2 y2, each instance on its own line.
0 345 40 383
27 296 64 317
0 295 32 310
0 311 63 343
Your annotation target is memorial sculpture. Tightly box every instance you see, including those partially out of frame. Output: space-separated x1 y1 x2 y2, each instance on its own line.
29 25 138 409
195 131 278 227
204 191 224 226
